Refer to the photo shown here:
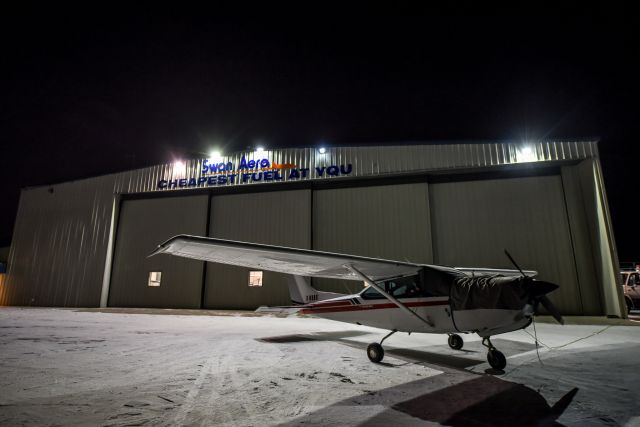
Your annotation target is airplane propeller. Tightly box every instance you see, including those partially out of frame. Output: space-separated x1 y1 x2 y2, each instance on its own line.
538 294 564 325
504 250 564 325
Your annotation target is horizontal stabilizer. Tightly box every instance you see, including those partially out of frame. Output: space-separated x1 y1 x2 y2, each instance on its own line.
254 306 302 315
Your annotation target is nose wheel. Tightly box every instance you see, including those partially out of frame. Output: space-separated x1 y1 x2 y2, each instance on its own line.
366 329 396 363
482 337 506 370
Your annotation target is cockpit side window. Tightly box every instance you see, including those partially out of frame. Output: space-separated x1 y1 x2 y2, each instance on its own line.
385 275 422 298
360 274 430 300
360 285 384 299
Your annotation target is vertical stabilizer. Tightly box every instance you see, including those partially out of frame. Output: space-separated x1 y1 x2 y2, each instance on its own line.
286 275 345 304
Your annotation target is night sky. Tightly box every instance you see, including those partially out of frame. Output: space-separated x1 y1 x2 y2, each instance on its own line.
1 15 638 260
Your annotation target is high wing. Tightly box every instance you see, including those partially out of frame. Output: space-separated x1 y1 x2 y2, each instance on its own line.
455 267 538 278
150 235 423 282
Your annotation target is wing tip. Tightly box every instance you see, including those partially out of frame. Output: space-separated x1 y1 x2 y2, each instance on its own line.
147 234 191 258
147 245 166 258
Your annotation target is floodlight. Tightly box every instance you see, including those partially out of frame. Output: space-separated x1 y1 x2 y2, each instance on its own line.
209 150 223 163
517 145 537 163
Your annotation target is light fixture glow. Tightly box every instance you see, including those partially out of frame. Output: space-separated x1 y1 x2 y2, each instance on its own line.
209 150 222 163
174 160 185 169
517 145 537 163
256 146 265 153
318 147 327 154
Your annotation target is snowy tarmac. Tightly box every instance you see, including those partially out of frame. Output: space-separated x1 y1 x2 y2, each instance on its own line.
0 307 639 426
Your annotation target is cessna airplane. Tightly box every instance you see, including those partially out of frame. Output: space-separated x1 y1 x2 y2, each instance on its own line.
151 235 564 371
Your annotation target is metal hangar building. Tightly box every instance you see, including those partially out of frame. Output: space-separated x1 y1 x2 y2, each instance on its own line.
0 141 626 317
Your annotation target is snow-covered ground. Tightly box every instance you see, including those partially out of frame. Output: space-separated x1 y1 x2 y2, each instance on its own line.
0 307 639 426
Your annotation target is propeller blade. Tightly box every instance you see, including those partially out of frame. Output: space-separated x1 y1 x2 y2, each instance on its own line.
528 280 559 297
504 249 525 276
539 295 564 325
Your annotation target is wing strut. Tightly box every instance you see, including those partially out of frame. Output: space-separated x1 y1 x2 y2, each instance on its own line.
344 263 435 328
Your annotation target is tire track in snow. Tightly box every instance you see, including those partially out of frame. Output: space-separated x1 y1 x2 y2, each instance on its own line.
201 341 284 426
171 355 217 425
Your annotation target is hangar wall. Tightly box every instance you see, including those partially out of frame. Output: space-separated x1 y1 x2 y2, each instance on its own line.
108 195 208 308
313 183 432 295
204 190 311 309
0 175 119 307
1 142 624 317
430 175 585 314
560 165 603 315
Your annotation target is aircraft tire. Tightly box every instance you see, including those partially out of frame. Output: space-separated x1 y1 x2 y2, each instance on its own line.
367 343 384 363
448 334 464 350
487 349 506 370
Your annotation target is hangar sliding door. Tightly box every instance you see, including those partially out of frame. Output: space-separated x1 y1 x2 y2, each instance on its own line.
204 190 311 309
313 183 432 294
429 175 584 314
109 195 208 308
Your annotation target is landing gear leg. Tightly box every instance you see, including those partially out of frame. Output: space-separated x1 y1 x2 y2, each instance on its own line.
482 337 506 370
447 333 464 350
367 329 397 363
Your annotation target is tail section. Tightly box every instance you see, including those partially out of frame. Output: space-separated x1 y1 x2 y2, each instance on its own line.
287 275 345 305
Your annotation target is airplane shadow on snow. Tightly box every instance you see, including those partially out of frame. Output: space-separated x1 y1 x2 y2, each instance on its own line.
388 378 578 427
257 330 372 343
283 377 577 426
262 331 578 426
279 376 577 427
259 331 536 370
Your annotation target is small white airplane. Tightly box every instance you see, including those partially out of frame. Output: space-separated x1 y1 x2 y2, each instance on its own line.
151 235 564 371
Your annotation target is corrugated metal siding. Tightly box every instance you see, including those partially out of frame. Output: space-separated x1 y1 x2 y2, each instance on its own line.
576 159 624 317
560 165 602 315
0 175 119 306
430 175 583 315
204 190 311 309
313 183 432 294
154 141 598 191
108 195 208 308
0 141 606 309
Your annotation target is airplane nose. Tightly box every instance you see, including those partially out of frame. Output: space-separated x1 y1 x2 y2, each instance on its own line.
527 280 559 297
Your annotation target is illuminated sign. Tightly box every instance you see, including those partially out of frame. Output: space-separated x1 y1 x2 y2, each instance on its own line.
157 155 353 189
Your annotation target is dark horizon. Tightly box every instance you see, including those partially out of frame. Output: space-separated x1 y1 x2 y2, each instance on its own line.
1 15 637 260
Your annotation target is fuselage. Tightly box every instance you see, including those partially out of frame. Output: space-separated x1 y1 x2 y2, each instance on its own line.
300 291 532 337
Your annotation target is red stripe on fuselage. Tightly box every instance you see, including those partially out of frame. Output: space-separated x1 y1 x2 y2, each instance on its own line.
300 300 449 315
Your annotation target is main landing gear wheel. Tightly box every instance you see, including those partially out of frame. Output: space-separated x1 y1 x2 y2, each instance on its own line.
448 334 464 350
367 343 384 363
366 329 397 364
482 337 507 371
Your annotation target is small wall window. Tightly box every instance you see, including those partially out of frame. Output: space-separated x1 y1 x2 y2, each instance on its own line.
148 271 162 287
248 271 263 287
